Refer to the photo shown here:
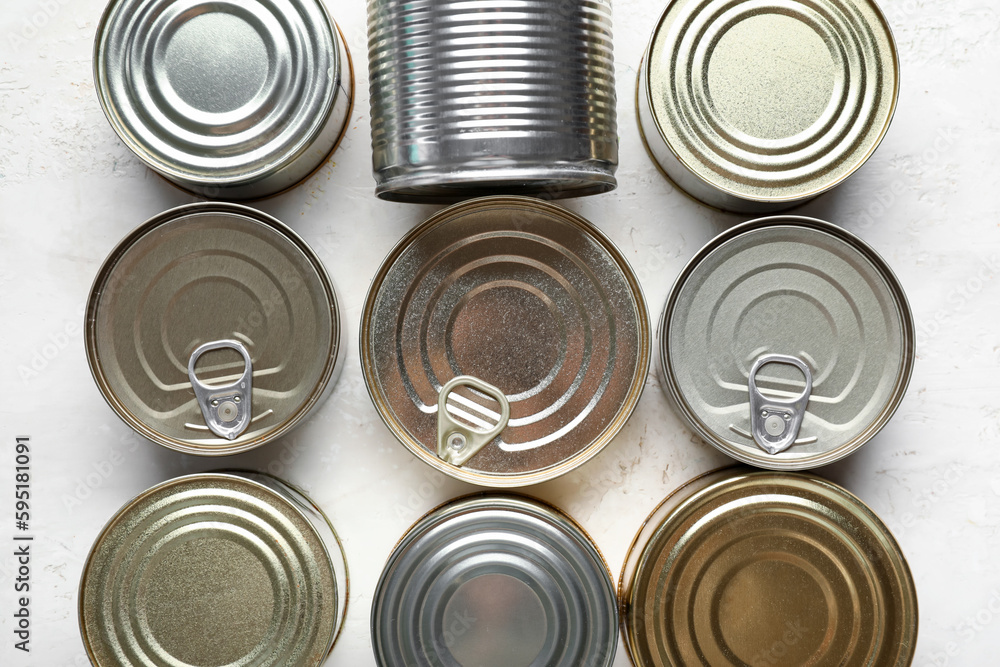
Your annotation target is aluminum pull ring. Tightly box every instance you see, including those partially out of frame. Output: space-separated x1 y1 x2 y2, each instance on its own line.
188 340 253 441
437 376 510 467
748 354 812 455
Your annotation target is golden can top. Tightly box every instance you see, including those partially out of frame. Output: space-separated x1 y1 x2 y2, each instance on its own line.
639 0 899 212
79 472 344 667
85 203 343 455
361 196 649 487
620 468 917 666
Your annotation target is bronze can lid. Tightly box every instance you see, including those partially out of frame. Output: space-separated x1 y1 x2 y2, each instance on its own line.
620 468 918 666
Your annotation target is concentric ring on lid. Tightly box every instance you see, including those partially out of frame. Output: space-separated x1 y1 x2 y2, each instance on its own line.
620 468 918 667
85 202 343 455
94 0 352 199
660 216 913 469
372 494 618 667
638 0 899 212
361 196 650 486
79 472 342 667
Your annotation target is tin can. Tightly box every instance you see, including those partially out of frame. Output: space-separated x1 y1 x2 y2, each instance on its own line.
637 0 899 213
367 0 618 202
79 471 349 667
620 468 918 667
86 202 344 455
361 196 650 486
94 0 354 200
660 216 913 469
372 494 618 667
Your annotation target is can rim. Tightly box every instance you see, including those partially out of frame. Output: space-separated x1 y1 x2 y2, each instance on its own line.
92 0 347 196
658 215 915 469
371 491 618 667
77 470 344 666
85 202 342 456
618 467 919 667
359 195 651 487
639 0 901 207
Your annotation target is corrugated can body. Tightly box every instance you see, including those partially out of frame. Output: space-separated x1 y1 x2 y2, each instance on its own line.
86 203 345 455
638 0 899 213
620 468 918 667
659 216 913 469
95 0 354 200
79 471 349 667
372 494 618 666
367 0 618 202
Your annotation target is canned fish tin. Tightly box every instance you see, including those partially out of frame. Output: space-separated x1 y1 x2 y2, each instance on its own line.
94 0 354 200
372 494 618 667
638 0 899 213
361 196 650 486
661 216 913 469
86 203 344 455
80 471 349 667
620 468 918 666
367 0 618 202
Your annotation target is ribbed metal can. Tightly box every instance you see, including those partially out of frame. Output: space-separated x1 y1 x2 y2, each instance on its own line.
361 196 650 486
372 494 618 666
620 468 918 667
637 0 899 213
367 0 618 202
85 203 344 456
660 216 914 469
79 471 349 667
94 0 354 200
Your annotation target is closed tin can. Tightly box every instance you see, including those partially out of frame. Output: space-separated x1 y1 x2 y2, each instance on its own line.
361 196 649 486
79 471 349 667
372 494 618 667
86 202 344 455
367 0 618 202
95 0 354 200
637 0 899 213
620 468 918 666
660 216 913 469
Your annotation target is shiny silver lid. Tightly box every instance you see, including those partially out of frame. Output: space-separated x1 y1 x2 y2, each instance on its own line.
79 472 342 666
638 0 899 212
661 217 914 469
372 495 618 667
94 0 351 199
361 196 650 486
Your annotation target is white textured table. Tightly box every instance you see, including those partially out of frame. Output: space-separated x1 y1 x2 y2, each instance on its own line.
1 0 997 665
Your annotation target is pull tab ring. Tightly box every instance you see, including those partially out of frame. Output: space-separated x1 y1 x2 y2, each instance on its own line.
437 376 510 467
188 340 253 441
748 354 812 455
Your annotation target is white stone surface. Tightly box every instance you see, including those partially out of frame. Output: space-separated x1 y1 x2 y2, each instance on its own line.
0 0 997 665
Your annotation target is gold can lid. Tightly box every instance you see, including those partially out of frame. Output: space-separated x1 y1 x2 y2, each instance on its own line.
620 468 917 666
79 473 340 667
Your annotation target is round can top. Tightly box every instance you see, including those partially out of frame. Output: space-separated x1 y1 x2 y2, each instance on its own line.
79 472 340 667
94 0 345 197
372 494 618 667
86 203 342 456
661 216 913 469
361 196 650 486
642 0 898 209
620 468 918 667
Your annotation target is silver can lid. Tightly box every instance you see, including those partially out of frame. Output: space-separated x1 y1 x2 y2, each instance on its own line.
94 0 348 199
79 472 342 667
86 203 343 455
372 495 618 667
661 217 913 469
361 196 650 486
640 0 898 211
